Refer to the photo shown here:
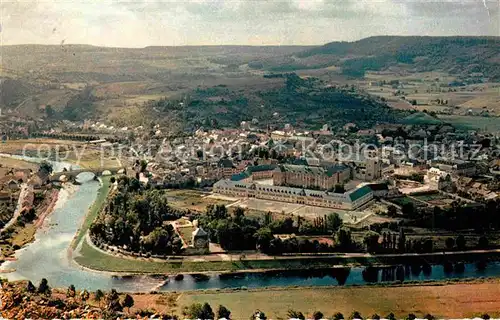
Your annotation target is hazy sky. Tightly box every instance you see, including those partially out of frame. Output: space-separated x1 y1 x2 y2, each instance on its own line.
1 0 498 47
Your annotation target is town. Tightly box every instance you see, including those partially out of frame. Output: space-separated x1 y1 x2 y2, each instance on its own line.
0 7 499 317
2 113 500 318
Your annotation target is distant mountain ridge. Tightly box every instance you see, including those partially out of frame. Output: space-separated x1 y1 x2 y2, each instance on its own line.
252 36 500 80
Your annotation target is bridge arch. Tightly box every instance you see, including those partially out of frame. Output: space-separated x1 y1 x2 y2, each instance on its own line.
50 167 124 182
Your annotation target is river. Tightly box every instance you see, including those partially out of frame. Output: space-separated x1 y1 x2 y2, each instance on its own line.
2 155 500 292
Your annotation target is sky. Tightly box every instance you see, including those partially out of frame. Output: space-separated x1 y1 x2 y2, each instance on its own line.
0 0 498 47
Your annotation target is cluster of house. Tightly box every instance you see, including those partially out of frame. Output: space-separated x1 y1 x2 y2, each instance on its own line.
0 166 51 200
21 116 497 205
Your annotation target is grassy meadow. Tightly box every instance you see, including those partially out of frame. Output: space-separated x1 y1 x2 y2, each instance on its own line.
178 281 500 319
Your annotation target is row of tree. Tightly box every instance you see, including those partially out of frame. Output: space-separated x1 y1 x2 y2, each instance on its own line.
89 176 184 255
405 198 500 232
27 279 134 312
198 204 347 253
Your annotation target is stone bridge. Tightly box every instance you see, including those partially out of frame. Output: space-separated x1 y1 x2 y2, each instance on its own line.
50 167 125 182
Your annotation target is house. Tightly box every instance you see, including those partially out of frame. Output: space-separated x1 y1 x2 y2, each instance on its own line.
27 175 43 189
431 158 477 177
366 182 389 198
6 179 20 191
216 159 238 179
191 220 209 249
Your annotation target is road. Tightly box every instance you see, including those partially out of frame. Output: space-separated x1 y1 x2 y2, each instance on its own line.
0 184 32 234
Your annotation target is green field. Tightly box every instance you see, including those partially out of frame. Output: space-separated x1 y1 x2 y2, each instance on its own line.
178 281 500 319
177 225 195 246
412 193 448 202
71 176 112 250
401 113 500 133
437 115 500 132
389 196 422 207
74 239 368 273
400 112 443 125
165 190 233 212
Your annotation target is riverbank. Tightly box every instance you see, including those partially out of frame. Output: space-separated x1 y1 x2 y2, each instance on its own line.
0 187 59 258
70 176 112 250
75 229 500 274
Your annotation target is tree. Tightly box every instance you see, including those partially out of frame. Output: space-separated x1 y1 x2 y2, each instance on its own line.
201 302 215 320
363 231 380 252
233 207 245 222
287 310 305 320
37 278 51 296
217 305 231 319
139 160 148 172
406 314 416 320
336 228 352 250
251 310 267 320
333 312 344 320
94 289 104 307
445 237 455 250
481 314 490 320
424 314 435 320
350 311 363 319
387 205 398 217
122 294 134 313
207 204 229 220
401 203 415 217
326 212 342 232
66 284 76 298
334 184 346 193
45 105 56 118
26 281 36 293
254 227 273 252
397 228 406 253
313 311 324 320
184 303 204 319
422 238 433 253
371 314 380 320
386 313 396 320
80 289 90 304
456 235 466 250
106 289 122 312
39 161 53 175
478 236 489 248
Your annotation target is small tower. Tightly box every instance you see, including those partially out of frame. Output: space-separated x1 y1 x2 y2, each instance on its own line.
191 220 209 249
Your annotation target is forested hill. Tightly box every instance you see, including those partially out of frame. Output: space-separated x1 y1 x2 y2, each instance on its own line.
145 73 406 131
252 36 500 80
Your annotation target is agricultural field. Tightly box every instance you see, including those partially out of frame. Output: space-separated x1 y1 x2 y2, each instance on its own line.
411 192 456 207
362 69 500 127
437 115 500 132
178 280 500 319
388 196 423 208
400 113 443 126
165 190 234 213
0 156 38 176
401 113 500 133
176 224 195 247
235 197 368 223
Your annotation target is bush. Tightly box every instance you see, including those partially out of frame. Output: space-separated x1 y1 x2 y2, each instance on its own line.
478 236 488 248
